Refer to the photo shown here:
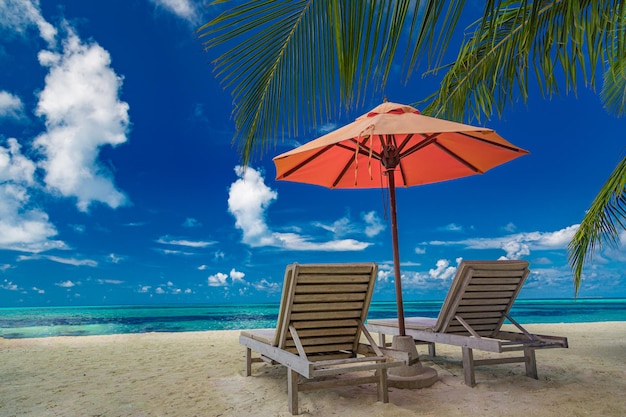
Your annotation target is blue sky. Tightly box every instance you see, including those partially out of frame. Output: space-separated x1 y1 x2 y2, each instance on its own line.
0 0 625 307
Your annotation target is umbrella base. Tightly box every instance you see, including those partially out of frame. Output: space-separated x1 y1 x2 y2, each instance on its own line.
388 335 438 389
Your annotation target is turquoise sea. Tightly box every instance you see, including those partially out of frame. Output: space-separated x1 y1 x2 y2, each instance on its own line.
1 299 625 339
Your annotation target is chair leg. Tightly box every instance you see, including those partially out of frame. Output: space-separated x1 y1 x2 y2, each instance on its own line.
245 347 252 376
288 369 299 415
462 347 476 387
524 348 538 379
428 342 436 357
377 368 389 403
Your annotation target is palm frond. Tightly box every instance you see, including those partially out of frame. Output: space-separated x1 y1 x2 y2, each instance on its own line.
601 55 626 117
198 1 415 164
568 156 626 296
420 0 626 122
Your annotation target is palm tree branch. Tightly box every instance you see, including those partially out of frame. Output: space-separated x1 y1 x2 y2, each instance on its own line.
568 156 626 295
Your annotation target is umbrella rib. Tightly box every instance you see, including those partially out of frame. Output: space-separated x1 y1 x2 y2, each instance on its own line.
434 142 483 173
332 137 381 187
457 132 527 153
399 134 439 159
278 145 336 178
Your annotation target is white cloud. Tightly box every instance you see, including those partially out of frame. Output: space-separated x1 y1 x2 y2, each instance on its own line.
440 223 463 232
1 279 20 291
108 253 122 264
427 225 579 259
149 0 200 24
157 236 216 248
98 278 123 285
228 166 371 251
0 91 24 119
208 272 228 287
198 264 207 270
17 254 97 267
251 278 281 293
363 211 385 237
207 268 246 287
228 166 277 246
34 28 130 212
0 139 65 252
55 280 76 288
428 258 461 281
0 0 57 46
46 255 97 267
271 232 370 251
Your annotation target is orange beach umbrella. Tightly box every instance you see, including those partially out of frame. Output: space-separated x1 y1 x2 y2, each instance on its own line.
273 102 529 335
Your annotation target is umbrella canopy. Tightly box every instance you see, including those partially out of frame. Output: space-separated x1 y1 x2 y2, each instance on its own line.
273 102 529 335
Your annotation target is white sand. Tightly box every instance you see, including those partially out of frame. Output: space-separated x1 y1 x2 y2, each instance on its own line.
1 322 625 416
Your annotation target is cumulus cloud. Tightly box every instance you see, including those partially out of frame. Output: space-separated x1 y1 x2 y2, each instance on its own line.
228 166 371 251
0 91 25 120
429 258 462 280
208 268 246 287
427 225 579 259
34 28 130 212
228 166 277 246
0 0 57 46
0 139 64 252
55 280 76 288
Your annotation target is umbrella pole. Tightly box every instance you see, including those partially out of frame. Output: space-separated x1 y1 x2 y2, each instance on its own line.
387 171 406 336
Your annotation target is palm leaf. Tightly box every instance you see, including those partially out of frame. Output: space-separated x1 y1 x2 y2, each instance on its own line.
420 0 626 122
197 0 471 165
568 156 626 295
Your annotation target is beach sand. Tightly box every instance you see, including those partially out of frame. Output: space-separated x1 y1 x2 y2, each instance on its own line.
1 322 625 417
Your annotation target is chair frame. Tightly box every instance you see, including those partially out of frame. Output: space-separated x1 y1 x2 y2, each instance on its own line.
240 263 408 414
366 260 568 386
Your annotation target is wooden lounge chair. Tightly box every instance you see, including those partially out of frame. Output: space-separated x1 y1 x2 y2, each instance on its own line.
366 260 568 386
240 262 408 415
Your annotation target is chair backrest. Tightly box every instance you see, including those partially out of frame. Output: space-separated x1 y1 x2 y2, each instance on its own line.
274 263 378 361
433 260 529 337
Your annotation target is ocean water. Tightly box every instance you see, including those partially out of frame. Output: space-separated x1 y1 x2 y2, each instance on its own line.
1 299 625 339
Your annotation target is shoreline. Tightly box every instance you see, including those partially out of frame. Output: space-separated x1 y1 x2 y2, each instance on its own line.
2 322 626 416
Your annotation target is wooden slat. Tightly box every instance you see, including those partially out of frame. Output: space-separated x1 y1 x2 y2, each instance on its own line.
303 343 354 354
469 277 523 284
292 319 359 329
295 284 369 294
293 293 366 303
465 284 520 292
290 310 362 321
295 328 357 338
307 352 353 362
462 291 515 299
453 318 501 326
448 323 501 332
456 305 508 313
291 301 364 312
459 298 512 306
454 311 502 319
469 270 525 278
297 274 372 284
296 264 374 274
285 336 356 347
